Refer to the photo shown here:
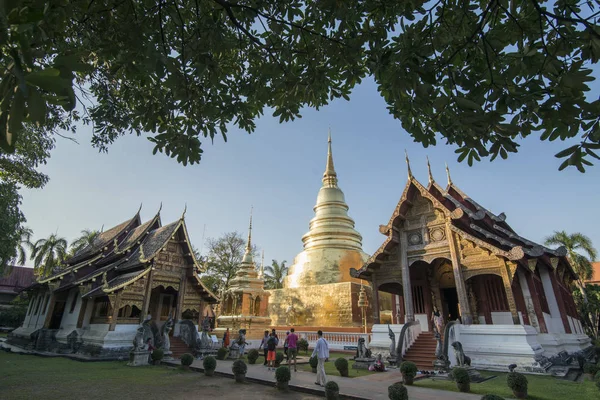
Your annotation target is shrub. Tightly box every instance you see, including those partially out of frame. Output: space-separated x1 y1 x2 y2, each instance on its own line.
584 362 600 375
388 382 408 400
247 349 259 364
325 381 339 400
399 361 417 379
275 366 291 382
180 353 194 366
151 349 164 361
595 371 600 390
450 367 470 384
216 347 227 360
275 351 284 366
309 356 319 368
232 359 247 375
334 357 349 372
481 396 504 400
203 356 217 371
507 372 528 393
297 338 309 353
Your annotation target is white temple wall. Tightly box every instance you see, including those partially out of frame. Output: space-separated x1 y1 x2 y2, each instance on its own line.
517 270 540 332
536 332 592 357
59 290 82 329
22 293 38 328
491 312 513 325
415 314 429 332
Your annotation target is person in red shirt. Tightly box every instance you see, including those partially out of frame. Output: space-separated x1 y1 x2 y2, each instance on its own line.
286 328 299 372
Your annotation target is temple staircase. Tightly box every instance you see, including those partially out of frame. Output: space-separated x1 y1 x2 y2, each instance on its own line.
402 331 437 370
169 337 191 360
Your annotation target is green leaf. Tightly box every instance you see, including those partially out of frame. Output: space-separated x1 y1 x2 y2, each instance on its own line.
27 88 46 124
554 145 579 158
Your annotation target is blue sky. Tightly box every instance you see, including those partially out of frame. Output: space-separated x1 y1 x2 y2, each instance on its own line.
20 78 600 267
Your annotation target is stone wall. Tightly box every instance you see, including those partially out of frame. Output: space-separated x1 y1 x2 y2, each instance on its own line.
267 282 373 328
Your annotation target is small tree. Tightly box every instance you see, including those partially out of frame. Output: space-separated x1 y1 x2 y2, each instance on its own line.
388 383 408 400
334 357 349 377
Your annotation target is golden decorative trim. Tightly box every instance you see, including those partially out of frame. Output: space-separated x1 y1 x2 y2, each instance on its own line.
105 267 152 293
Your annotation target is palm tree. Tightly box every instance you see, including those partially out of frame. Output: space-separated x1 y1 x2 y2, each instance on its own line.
264 259 288 289
13 226 33 266
544 231 597 299
31 234 68 277
70 229 100 255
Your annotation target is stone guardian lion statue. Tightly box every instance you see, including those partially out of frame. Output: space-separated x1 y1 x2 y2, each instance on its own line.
451 341 471 367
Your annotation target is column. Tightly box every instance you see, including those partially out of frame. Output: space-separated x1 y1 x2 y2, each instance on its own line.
42 294 56 328
141 270 154 322
370 275 381 324
109 292 121 331
547 270 571 333
400 231 414 322
500 268 520 324
77 299 88 328
445 221 472 324
523 271 548 333
175 276 186 321
539 264 567 333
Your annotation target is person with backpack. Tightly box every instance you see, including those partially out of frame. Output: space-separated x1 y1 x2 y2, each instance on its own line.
266 332 278 371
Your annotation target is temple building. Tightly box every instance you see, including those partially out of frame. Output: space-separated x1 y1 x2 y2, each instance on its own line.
267 133 374 330
7 206 218 358
351 156 591 372
216 213 271 341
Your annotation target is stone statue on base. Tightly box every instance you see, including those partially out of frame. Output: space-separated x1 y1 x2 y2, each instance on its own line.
432 329 450 371
451 341 471 367
161 316 174 352
388 325 396 356
355 337 372 359
133 326 146 351
128 326 151 367
197 316 214 357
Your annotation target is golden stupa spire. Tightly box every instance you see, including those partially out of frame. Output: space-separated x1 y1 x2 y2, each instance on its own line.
405 150 413 179
259 250 265 278
246 206 253 251
323 129 338 187
446 162 453 186
427 156 434 184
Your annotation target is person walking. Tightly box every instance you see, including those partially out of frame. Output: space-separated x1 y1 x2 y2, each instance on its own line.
223 328 230 348
311 330 329 386
259 330 269 365
287 328 299 372
283 331 290 361
266 332 278 371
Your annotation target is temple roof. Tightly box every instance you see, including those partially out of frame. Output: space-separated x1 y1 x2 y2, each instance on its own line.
0 266 35 295
28 207 218 303
354 163 572 279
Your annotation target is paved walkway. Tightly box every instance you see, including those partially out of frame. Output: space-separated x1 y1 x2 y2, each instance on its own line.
170 358 483 400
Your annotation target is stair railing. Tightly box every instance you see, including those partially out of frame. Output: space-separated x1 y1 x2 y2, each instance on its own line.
441 321 459 365
396 320 421 360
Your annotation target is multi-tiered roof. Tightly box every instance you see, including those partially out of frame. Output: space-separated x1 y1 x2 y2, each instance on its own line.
35 205 217 303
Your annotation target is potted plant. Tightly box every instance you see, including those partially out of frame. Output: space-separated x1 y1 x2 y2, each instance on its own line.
275 351 285 367
151 349 164 365
216 347 228 360
275 366 291 391
334 357 349 377
232 359 247 383
481 395 505 400
507 371 528 399
450 367 470 393
247 349 259 364
325 381 340 400
309 356 318 373
180 353 194 370
203 356 217 376
399 361 417 385
388 382 408 400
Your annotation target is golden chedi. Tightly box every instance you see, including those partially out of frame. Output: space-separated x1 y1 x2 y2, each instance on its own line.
268 132 373 330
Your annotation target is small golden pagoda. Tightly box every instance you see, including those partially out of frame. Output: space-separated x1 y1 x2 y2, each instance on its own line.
216 213 271 340
267 132 373 330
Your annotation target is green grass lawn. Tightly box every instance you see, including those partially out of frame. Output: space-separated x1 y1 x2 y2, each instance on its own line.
414 370 598 400
0 351 317 400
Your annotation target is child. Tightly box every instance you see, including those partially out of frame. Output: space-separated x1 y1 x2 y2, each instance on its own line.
266 333 277 371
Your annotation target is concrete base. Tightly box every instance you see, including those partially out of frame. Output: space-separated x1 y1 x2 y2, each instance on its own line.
368 324 403 357
127 350 150 366
352 358 375 369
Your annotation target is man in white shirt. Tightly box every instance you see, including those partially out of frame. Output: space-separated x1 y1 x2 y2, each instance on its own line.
311 330 329 386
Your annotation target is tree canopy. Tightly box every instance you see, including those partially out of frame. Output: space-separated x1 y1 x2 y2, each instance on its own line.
0 181 26 273
1 0 599 172
264 259 288 289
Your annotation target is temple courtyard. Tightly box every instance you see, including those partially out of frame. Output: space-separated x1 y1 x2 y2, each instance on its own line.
1 351 596 400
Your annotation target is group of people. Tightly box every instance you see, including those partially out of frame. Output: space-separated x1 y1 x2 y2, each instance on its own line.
258 328 301 371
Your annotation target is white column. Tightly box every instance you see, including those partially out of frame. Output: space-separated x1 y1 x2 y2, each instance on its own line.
518 270 540 332
445 221 471 324
400 231 414 322
539 265 565 333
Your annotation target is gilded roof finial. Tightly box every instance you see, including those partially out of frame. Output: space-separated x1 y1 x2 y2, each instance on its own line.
181 203 187 220
445 162 453 186
405 150 413 179
427 156 434 184
102 272 108 289
158 202 162 213
323 129 338 187
136 203 143 215
139 243 146 262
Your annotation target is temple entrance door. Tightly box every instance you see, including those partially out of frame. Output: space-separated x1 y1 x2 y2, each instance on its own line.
159 293 174 320
48 300 66 330
442 288 460 322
